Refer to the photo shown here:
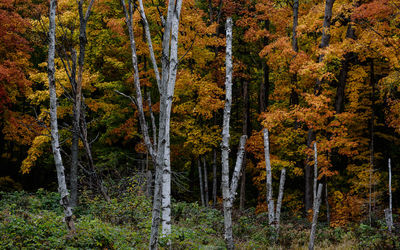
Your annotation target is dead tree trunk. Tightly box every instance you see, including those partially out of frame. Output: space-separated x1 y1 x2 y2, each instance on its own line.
309 183 323 250
221 17 247 250
48 0 75 233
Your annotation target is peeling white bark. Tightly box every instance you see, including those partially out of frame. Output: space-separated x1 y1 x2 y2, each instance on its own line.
275 168 286 229
48 0 75 233
309 183 323 250
263 128 275 225
221 17 247 250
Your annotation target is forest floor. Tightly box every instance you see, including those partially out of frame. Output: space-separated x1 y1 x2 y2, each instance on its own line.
0 182 398 249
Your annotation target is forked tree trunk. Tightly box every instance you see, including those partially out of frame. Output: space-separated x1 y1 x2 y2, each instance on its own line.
309 183 323 250
48 0 75 233
263 128 275 225
70 0 96 207
221 17 247 250
120 0 182 248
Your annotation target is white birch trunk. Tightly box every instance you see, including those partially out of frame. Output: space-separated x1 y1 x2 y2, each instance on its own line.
313 142 318 212
309 183 323 250
275 168 286 230
221 17 248 250
263 128 275 225
48 0 75 232
221 17 234 250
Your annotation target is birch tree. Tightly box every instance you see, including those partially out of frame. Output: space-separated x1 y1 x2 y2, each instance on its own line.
47 0 75 232
221 17 247 250
263 128 286 235
309 183 323 250
118 0 182 248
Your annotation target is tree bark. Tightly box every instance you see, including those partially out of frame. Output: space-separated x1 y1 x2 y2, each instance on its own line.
70 0 95 208
48 0 75 233
275 168 286 230
198 158 205 206
306 0 335 214
259 21 270 113
313 142 318 212
308 183 323 250
388 158 393 232
263 128 275 225
240 80 250 211
221 17 247 250
369 59 375 225
203 157 209 207
213 148 217 207
120 0 183 247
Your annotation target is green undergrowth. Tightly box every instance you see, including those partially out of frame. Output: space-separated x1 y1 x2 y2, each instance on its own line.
0 183 398 249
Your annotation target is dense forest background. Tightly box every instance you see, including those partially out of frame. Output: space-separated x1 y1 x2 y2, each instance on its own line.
1 0 400 248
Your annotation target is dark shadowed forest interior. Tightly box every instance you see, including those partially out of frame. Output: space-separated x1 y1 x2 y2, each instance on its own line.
1 0 400 249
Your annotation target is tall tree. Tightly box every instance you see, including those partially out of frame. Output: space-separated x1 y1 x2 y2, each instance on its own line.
221 17 247 250
47 0 75 233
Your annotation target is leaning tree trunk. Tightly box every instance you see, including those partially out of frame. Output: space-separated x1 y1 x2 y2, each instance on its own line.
308 183 323 250
221 17 247 250
48 0 75 233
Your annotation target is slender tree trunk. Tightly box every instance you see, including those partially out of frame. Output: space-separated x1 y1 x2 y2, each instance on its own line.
308 183 323 250
213 148 217 207
221 17 234 249
203 157 209 207
369 59 375 225
221 17 247 249
259 21 270 113
275 168 286 231
240 80 250 211
80 108 110 202
306 0 335 214
263 128 275 225
48 0 75 233
388 158 393 232
325 180 330 226
70 0 96 208
313 142 318 211
198 158 205 206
